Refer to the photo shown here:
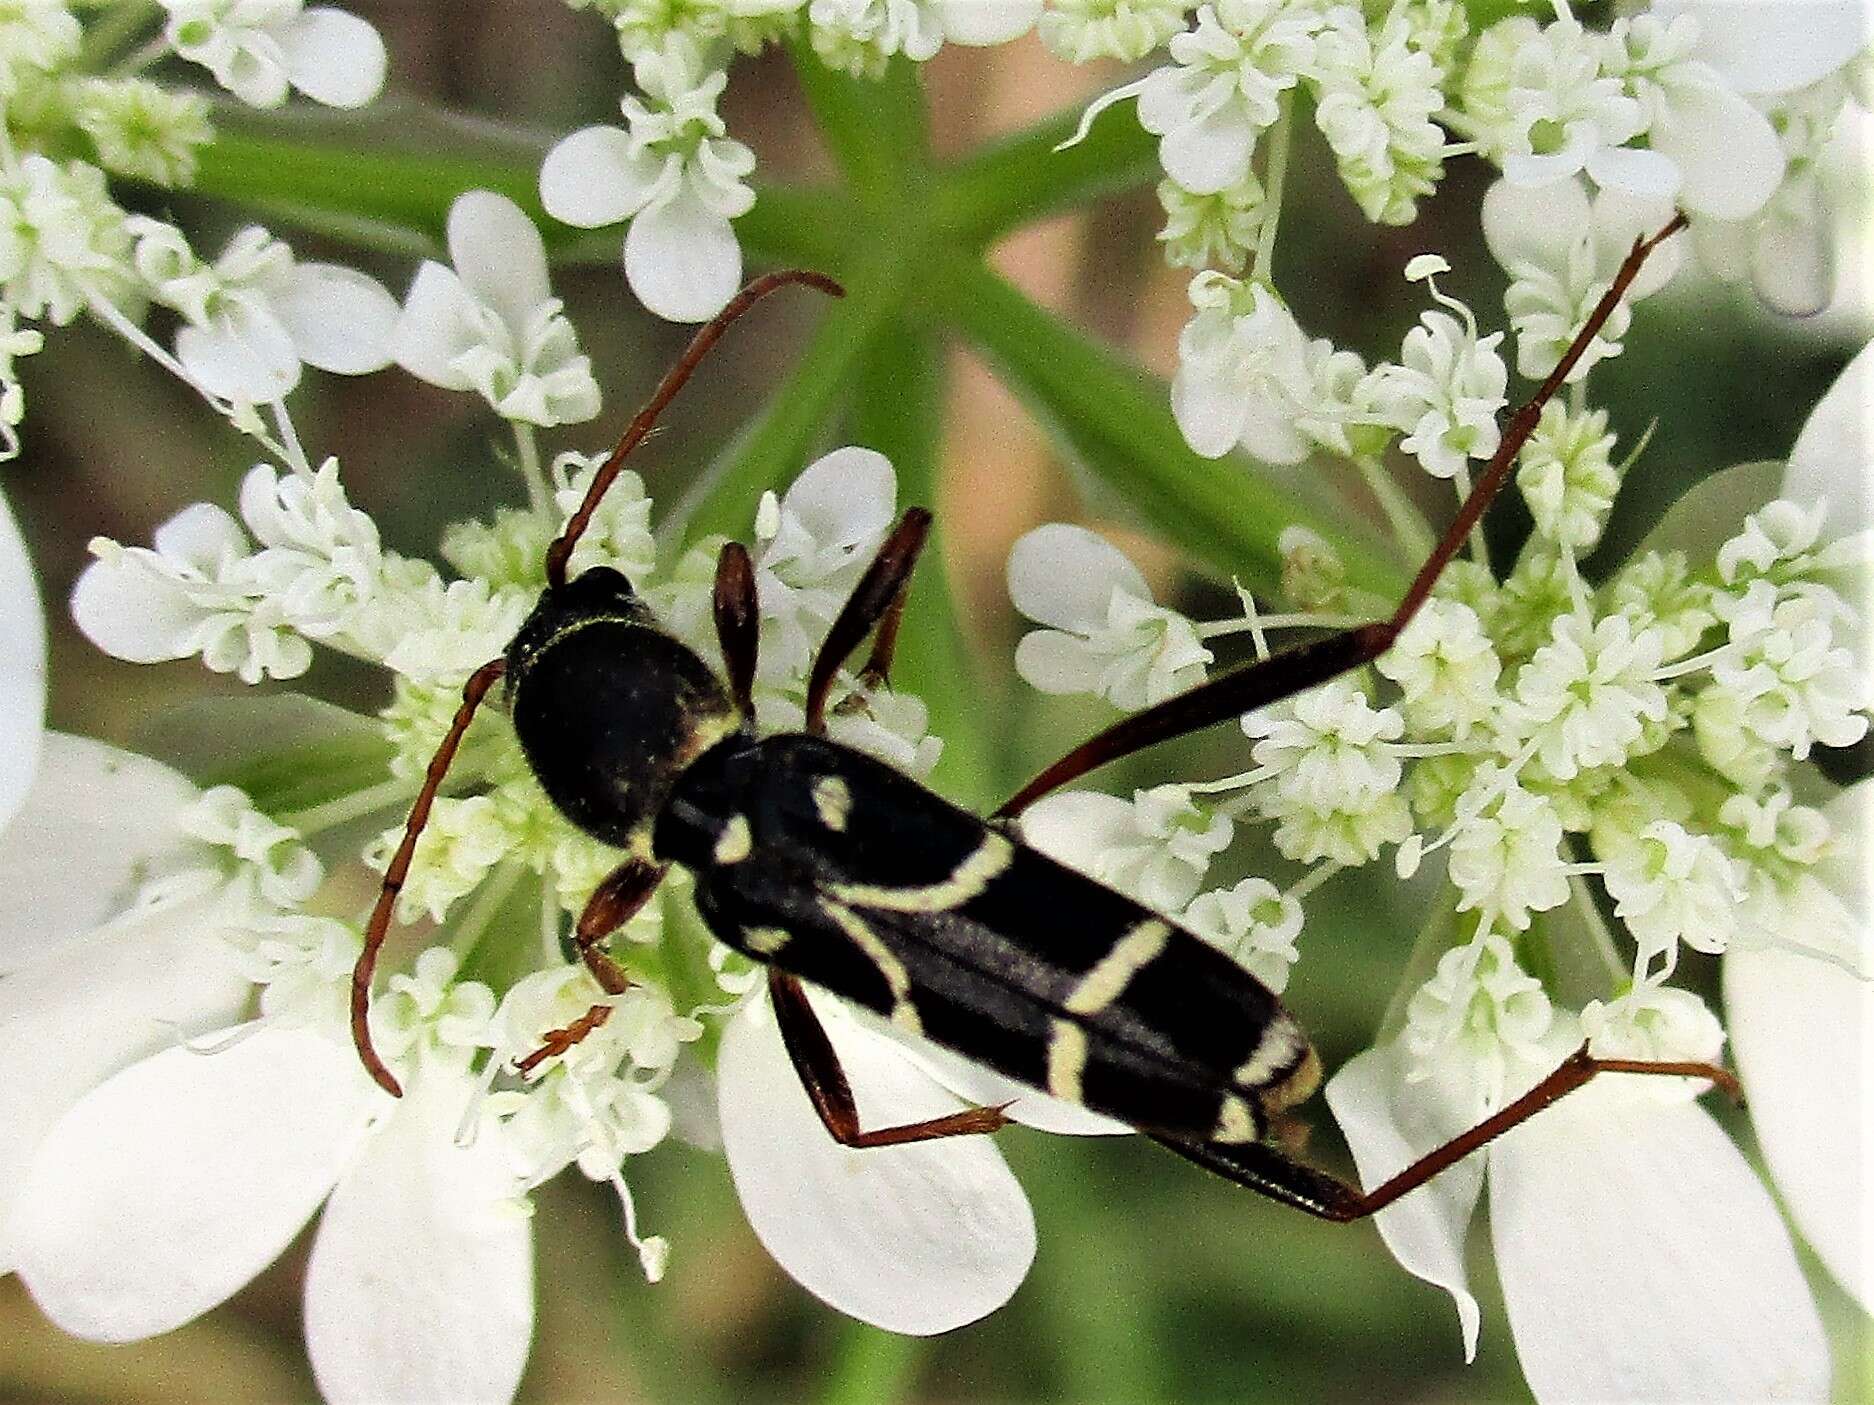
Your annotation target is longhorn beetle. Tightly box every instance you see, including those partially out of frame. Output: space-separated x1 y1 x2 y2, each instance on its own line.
351 221 1737 1224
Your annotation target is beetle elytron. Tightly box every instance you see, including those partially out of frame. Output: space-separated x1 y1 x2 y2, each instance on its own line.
352 229 1732 1224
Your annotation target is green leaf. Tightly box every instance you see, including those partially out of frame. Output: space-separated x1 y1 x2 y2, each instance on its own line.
936 101 1157 250
133 693 392 816
938 262 1405 599
847 317 997 809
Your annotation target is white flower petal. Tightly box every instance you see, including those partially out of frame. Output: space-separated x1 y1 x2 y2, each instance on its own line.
10 1027 380 1340
276 264 399 376
1171 362 1254 459
1235 386 1313 466
1016 791 1137 874
0 489 45 831
1584 144 1682 203
1324 1044 1484 1360
1014 630 1108 696
717 993 1035 1335
938 0 1040 45
1007 523 1151 632
447 191 552 337
782 447 898 554
306 1066 533 1405
1752 204 1833 319
178 310 302 402
1655 0 1869 96
1786 338 1872 544
623 194 741 324
1482 176 1591 274
1648 82 1785 222
0 897 251 1269
0 734 199 972
70 515 235 664
280 8 388 109
1592 189 1685 300
539 127 657 229
392 262 481 390
1723 778 1871 1314
1160 111 1254 196
1489 1082 1830 1403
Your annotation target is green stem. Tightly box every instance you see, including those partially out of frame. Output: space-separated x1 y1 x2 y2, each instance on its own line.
935 102 1157 250
1353 454 1435 563
80 0 162 70
816 1320 921 1405
788 45 929 208
1251 95 1294 287
848 316 996 809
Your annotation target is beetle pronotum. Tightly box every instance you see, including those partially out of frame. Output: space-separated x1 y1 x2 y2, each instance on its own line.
350 218 1735 1223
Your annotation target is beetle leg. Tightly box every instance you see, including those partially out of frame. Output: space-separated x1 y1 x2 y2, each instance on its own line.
995 215 1688 820
713 540 760 721
572 857 666 995
1152 1041 1739 1222
351 656 507 1098
804 508 933 734
768 970 1012 1147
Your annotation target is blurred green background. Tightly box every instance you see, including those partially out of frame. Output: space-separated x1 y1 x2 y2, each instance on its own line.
4 2 1869 1401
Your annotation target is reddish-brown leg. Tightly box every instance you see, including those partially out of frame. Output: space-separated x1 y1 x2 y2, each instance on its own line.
804 508 933 735
572 857 665 996
768 971 1011 1147
352 657 507 1098
713 540 759 720
1154 1043 1739 1221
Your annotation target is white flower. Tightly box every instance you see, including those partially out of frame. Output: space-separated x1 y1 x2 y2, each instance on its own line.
1599 819 1745 974
1310 4 1447 225
1724 777 1872 1315
716 988 1035 1334
237 459 383 636
1183 876 1302 992
1482 175 1681 382
1516 400 1620 550
1497 19 1666 197
1037 0 1189 64
1374 597 1501 739
1156 172 1264 272
1243 675 1403 806
750 446 897 684
1326 940 1829 1398
1370 307 1508 481
72 500 312 683
1578 983 1726 1102
1446 779 1569 932
1710 582 1869 761
1136 0 1320 194
1007 523 1210 710
71 78 216 187
1510 613 1669 782
1171 274 1332 463
539 38 756 323
0 485 44 830
133 220 398 404
0 0 78 99
0 156 133 325
806 0 1032 74
394 192 601 427
1020 784 1232 912
161 0 388 109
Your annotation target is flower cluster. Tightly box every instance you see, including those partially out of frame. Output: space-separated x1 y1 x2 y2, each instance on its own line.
1006 319 1872 1395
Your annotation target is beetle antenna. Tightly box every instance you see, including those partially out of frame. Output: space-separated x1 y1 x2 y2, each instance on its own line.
351 657 507 1098
545 269 846 588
